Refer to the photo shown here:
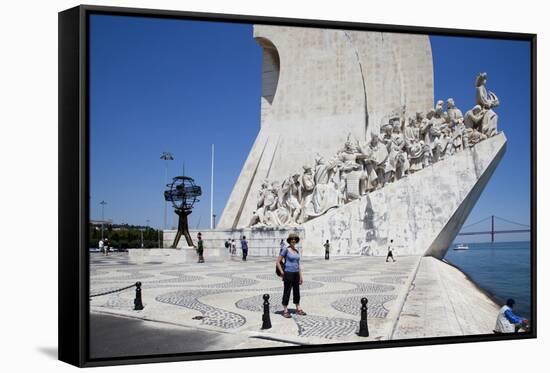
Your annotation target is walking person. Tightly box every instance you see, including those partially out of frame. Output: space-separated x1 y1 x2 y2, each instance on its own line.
99 238 105 255
241 236 248 261
231 239 236 256
276 233 307 318
104 238 110 256
386 239 396 262
197 232 205 263
324 240 330 260
494 299 529 333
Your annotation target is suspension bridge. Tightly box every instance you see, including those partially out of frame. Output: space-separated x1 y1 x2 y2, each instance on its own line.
457 215 531 242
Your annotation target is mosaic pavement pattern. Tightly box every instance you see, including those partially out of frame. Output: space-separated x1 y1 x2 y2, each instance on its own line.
90 253 420 341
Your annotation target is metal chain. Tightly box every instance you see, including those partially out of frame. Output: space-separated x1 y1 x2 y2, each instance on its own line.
90 283 136 298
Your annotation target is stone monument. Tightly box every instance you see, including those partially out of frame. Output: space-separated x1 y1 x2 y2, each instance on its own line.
214 26 506 259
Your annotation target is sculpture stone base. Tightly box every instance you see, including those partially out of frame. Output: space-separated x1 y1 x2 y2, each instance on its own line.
163 228 303 257
127 248 188 264
300 133 507 259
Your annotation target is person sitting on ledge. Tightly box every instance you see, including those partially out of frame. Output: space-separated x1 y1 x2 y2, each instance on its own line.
494 298 529 333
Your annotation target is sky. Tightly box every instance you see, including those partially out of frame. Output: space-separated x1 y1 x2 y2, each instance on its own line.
89 15 532 243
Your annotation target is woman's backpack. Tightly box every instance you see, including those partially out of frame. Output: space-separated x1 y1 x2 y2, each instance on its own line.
275 249 286 277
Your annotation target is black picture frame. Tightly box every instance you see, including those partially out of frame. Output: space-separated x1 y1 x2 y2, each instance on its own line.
58 4 537 368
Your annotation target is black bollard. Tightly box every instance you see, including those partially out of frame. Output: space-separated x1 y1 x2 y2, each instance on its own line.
261 294 272 330
358 297 369 337
134 282 144 310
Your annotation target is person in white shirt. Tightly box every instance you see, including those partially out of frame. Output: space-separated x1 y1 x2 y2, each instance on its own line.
231 239 236 255
494 299 529 333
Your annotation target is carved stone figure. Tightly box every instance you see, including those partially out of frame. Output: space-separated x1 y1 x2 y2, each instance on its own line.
249 180 270 227
427 110 444 163
464 105 483 131
475 72 499 137
446 98 464 153
404 117 419 145
463 127 487 148
438 126 453 159
279 173 303 225
299 165 315 222
335 139 362 202
404 117 424 173
386 121 409 182
434 100 448 128
266 182 290 226
446 98 463 127
304 154 340 220
475 72 499 109
362 135 389 191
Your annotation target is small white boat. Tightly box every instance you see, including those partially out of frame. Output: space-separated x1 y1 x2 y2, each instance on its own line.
453 243 469 250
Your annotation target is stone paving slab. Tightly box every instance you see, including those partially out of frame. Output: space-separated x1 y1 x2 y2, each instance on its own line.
90 253 421 348
392 257 500 339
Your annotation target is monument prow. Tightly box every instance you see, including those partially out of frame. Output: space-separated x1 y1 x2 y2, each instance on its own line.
300 133 507 258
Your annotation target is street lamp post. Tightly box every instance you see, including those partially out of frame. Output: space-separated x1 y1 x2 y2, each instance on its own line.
160 152 175 230
143 219 150 248
99 200 107 240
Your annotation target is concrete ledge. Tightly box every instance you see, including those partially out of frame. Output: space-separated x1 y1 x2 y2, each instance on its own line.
392 257 500 339
127 247 227 264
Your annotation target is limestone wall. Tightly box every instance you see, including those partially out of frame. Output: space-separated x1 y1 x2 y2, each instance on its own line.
218 26 434 229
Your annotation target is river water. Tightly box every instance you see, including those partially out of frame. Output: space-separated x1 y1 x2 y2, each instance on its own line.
444 241 532 318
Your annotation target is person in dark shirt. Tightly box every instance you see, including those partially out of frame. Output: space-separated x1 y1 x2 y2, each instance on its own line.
386 239 396 262
197 232 204 263
240 236 248 261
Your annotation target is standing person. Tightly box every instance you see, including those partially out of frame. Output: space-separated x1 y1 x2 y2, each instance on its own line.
196 232 205 263
240 236 248 261
324 240 330 260
386 239 396 262
98 238 104 255
104 238 109 256
231 239 236 256
224 239 230 253
276 233 306 318
494 299 529 333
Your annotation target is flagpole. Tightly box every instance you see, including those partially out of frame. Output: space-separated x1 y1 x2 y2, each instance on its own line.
210 144 214 230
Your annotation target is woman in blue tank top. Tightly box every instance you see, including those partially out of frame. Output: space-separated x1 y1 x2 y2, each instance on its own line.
276 233 307 318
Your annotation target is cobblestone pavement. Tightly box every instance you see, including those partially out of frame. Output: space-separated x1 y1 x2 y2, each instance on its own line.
90 253 421 348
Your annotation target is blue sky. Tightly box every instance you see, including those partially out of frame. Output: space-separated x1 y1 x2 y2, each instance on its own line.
89 15 531 242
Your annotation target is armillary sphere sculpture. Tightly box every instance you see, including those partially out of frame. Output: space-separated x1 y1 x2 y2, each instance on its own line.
164 176 202 248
